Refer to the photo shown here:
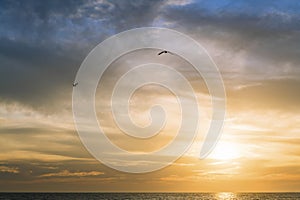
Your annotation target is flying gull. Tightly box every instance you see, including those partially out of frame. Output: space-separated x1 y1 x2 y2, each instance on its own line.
158 50 173 56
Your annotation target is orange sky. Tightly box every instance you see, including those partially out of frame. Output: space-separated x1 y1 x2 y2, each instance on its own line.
1 49 300 192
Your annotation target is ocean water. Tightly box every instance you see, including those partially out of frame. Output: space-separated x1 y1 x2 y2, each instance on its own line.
0 192 299 200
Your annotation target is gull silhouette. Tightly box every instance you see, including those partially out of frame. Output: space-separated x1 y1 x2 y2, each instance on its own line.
158 50 173 56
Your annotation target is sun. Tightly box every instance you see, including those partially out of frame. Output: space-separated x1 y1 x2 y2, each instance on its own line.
209 141 240 160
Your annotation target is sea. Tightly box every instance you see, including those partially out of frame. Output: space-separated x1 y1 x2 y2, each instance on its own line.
0 192 299 200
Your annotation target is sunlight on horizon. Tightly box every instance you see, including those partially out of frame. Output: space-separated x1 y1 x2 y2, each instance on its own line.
216 192 237 200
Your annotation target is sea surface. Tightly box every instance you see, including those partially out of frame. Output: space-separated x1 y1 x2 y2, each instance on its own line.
0 192 299 200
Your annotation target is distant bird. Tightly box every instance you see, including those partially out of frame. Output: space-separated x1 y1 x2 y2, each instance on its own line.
158 50 172 56
72 82 78 87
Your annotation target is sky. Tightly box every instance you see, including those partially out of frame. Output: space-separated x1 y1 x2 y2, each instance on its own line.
1 0 300 192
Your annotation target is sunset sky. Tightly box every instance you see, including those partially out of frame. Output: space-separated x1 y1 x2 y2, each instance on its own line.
1 0 300 192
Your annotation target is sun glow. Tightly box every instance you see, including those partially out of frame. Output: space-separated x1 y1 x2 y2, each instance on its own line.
216 192 237 200
209 142 240 160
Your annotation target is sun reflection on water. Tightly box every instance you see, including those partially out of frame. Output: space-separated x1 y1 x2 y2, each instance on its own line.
216 192 237 200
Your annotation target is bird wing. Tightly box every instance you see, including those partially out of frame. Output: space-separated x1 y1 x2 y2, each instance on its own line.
158 50 171 55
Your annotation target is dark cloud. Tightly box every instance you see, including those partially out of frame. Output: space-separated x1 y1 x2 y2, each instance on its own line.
103 0 165 31
1 0 299 113
0 0 165 43
162 0 300 79
0 0 86 43
163 0 300 32
0 0 167 113
0 37 81 112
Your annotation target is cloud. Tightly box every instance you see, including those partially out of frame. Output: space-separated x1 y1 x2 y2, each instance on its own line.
39 170 104 177
0 166 19 174
161 0 300 81
0 0 169 113
1 0 299 113
228 79 300 111
0 37 82 113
